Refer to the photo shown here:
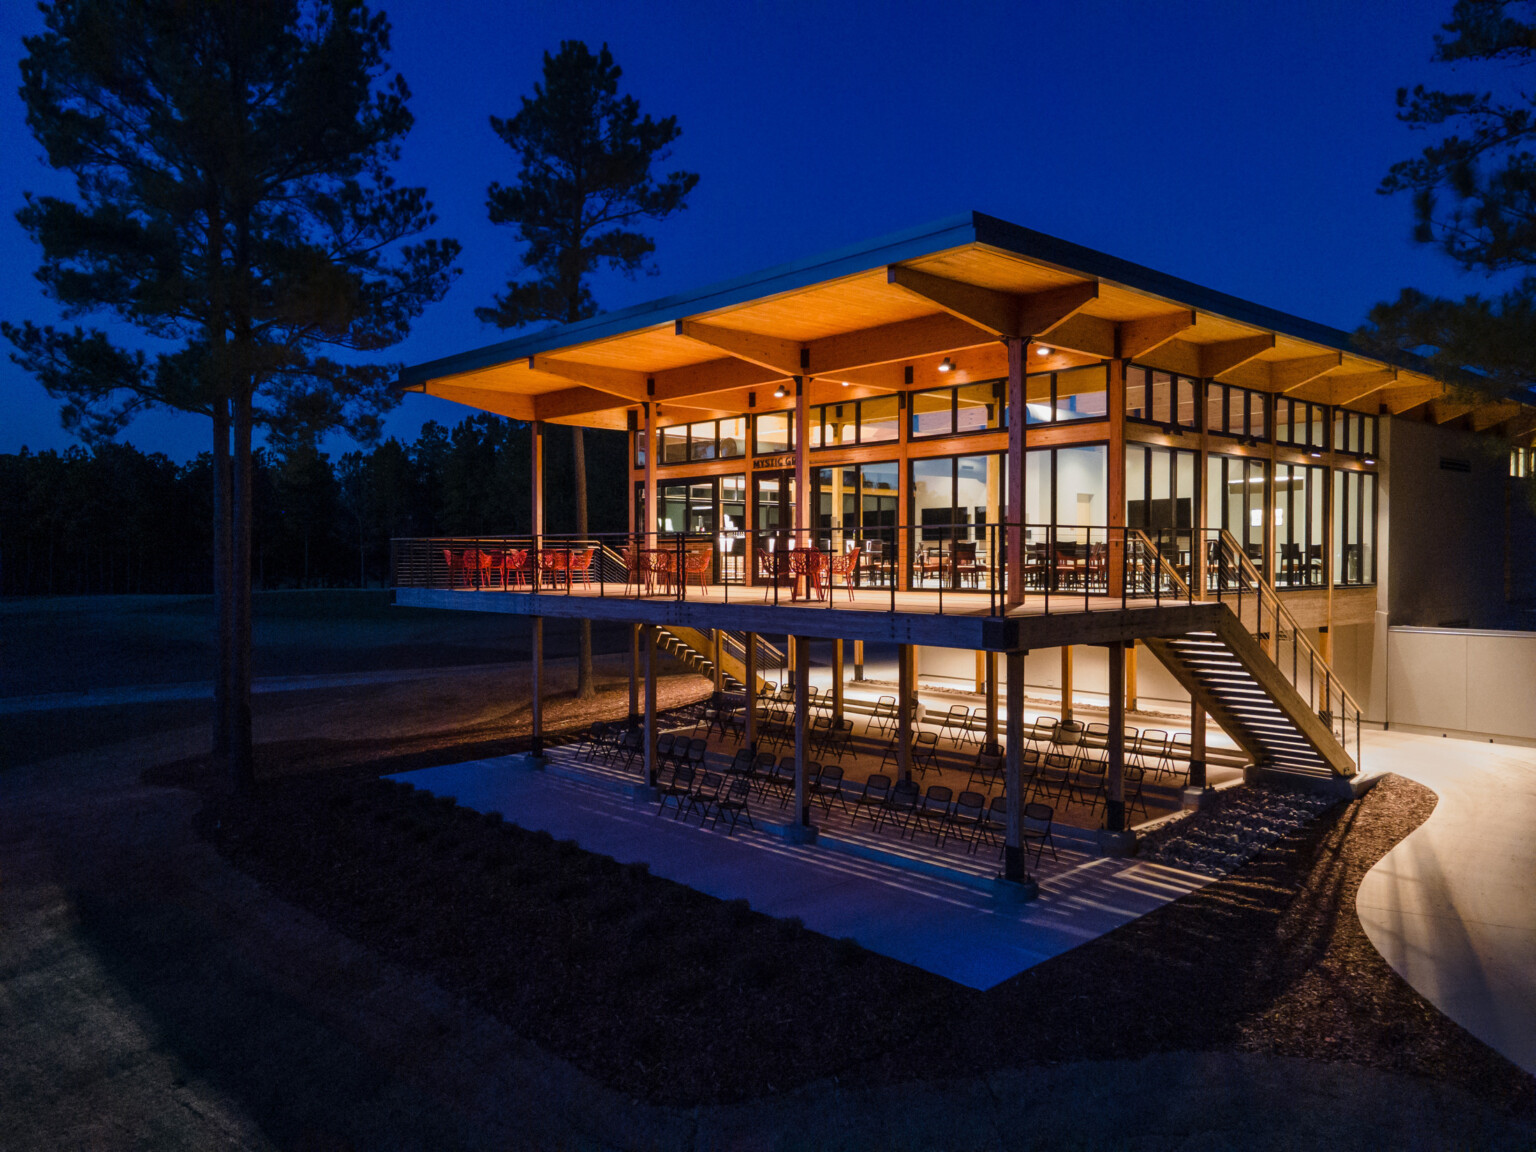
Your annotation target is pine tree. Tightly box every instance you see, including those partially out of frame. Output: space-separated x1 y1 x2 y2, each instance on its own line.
478 40 699 700
5 0 460 791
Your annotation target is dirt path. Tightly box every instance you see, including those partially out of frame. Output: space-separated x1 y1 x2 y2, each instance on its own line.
2 671 1533 1150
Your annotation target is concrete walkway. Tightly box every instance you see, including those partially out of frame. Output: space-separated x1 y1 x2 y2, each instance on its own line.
394 757 1210 990
1356 730 1536 1076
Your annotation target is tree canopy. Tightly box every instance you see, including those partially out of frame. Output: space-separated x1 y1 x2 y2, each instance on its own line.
1361 0 1536 407
476 39 699 328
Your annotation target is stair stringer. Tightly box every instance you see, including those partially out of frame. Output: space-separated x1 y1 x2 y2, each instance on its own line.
1141 606 1356 779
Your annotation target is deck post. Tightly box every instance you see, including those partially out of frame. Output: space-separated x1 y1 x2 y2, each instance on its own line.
1125 641 1139 714
1005 338 1026 607
643 400 656 549
897 642 914 782
854 639 864 680
794 375 810 549
744 631 758 754
1189 705 1207 789
984 651 999 745
832 639 844 723
1004 649 1025 881
786 635 797 689
530 616 544 759
974 650 985 694
628 622 640 727
712 628 724 692
1106 358 1126 599
794 634 811 826
642 623 658 788
1106 641 1126 832
1060 645 1074 724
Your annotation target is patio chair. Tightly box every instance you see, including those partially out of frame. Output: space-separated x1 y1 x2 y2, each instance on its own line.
822 546 860 602
907 784 953 843
848 773 892 828
1069 758 1107 814
782 760 823 810
1077 722 1111 772
568 546 596 586
441 548 471 589
1171 731 1194 785
655 731 676 769
679 771 725 825
942 790 989 852
750 751 778 799
655 764 696 819
726 748 753 778
683 547 712 592
979 795 1007 855
967 750 1005 793
1124 764 1150 825
1035 752 1074 801
766 755 798 805
808 714 833 753
809 763 847 815
539 548 570 587
877 778 921 834
1026 717 1058 757
912 730 941 777
708 777 756 835
822 718 854 762
617 728 644 772
478 548 507 589
1022 801 1059 864
582 720 608 762
685 737 709 772
867 695 899 737
1136 729 1172 778
938 704 972 747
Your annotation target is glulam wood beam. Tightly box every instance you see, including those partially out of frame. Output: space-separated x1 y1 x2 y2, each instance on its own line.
428 383 536 421
1381 381 1442 414
886 265 1098 339
1199 335 1276 379
528 354 647 401
1116 311 1196 360
1329 370 1396 407
674 319 804 376
1469 399 1523 433
1429 396 1477 424
1274 353 1344 393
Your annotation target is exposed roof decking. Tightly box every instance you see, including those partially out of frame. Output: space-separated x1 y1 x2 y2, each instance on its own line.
399 210 1532 440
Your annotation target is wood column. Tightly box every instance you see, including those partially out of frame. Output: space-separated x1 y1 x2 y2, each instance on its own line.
1125 642 1139 714
530 616 544 758
642 623 658 787
1006 338 1026 606
712 629 723 693
744 631 758 753
530 419 545 590
1106 641 1126 832
984 651 999 746
794 635 811 826
787 635 797 689
1322 448 1336 664
1188 705 1207 789
1004 649 1026 880
629 623 640 726
974 650 985 694
853 639 864 680
794 376 810 547
1106 358 1127 599
832 639 844 723
1060 645 1074 723
643 401 656 547
897 642 914 782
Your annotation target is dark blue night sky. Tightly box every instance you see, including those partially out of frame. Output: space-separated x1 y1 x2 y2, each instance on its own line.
0 0 1506 459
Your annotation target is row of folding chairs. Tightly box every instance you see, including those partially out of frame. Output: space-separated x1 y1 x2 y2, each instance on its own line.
843 776 1058 865
654 765 755 835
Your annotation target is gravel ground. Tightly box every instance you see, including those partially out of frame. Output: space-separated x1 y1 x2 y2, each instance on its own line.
1138 783 1342 876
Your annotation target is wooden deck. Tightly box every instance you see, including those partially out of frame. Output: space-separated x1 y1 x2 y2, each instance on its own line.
394 582 1229 650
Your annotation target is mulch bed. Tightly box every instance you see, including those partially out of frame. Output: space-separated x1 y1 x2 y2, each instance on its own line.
201 760 1536 1115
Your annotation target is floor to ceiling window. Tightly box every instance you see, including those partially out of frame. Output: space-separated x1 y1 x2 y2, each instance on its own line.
908 453 1006 588
1207 454 1269 575
1333 469 1377 586
1274 463 1327 587
1125 444 1198 581
815 461 898 585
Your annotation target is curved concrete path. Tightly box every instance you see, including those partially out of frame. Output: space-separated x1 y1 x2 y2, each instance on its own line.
1356 729 1536 1075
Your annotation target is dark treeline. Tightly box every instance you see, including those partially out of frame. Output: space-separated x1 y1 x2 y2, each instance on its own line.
0 415 628 596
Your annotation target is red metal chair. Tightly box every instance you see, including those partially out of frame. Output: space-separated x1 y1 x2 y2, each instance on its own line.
823 546 860 602
683 547 712 591
479 548 506 589
568 546 597 586
504 548 530 588
540 548 569 587
441 548 470 589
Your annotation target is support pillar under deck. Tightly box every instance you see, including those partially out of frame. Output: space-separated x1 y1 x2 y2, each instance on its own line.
1004 649 1025 882
530 616 544 760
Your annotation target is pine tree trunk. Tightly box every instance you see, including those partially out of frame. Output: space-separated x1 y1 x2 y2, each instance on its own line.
573 425 596 700
228 390 256 794
212 398 233 768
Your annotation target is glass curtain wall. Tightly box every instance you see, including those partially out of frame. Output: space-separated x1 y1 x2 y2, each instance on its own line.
907 453 1006 589
1333 469 1377 585
1019 445 1108 591
815 461 898 586
1125 444 1198 582
1274 463 1327 587
656 475 748 582
1207 454 1269 574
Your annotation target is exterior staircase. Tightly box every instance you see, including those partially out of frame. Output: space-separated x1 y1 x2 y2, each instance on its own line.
654 626 783 693
1142 530 1361 783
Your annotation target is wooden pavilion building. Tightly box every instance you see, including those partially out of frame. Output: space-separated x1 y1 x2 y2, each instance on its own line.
391 212 1536 890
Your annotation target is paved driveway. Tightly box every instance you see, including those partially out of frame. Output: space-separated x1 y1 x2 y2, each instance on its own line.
1356 730 1536 1075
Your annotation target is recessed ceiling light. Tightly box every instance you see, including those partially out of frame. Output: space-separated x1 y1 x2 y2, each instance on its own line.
841 380 850 387
1036 346 1051 356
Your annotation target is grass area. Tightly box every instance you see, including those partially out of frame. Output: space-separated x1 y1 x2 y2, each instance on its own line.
204 762 1536 1117
0 590 633 696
